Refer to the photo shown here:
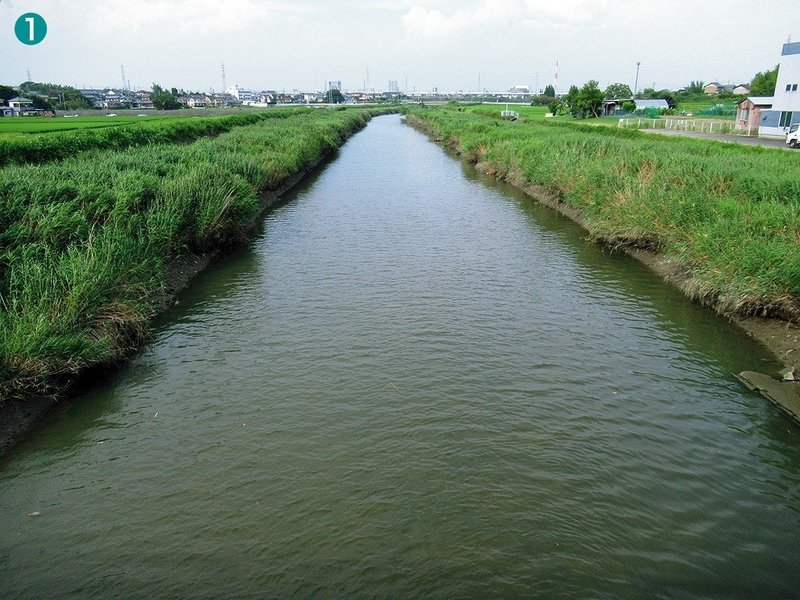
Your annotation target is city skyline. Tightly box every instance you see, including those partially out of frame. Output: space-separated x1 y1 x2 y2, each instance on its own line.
1 0 798 94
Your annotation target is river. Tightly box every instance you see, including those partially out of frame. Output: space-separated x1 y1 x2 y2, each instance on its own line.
2 114 800 598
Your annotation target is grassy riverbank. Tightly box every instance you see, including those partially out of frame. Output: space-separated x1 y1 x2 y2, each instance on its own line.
0 108 378 401
0 110 307 167
406 107 800 320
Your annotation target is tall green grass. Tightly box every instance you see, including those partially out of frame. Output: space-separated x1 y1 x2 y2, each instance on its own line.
407 107 800 317
0 108 377 400
0 109 308 167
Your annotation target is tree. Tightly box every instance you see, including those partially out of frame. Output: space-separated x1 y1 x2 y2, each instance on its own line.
604 83 632 100
750 65 778 96
0 85 16 105
686 80 705 94
657 89 677 108
323 89 345 104
564 85 580 116
30 95 53 111
571 80 605 119
543 84 556 98
17 81 93 110
151 83 183 110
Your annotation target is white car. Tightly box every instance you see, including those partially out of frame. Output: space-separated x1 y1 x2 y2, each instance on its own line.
787 123 799 148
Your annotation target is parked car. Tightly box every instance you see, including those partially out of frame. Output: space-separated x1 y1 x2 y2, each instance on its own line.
787 123 800 148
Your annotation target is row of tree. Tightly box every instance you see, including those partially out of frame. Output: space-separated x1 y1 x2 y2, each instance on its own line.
536 64 780 120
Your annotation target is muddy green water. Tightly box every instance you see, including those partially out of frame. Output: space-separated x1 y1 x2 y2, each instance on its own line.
2 115 800 598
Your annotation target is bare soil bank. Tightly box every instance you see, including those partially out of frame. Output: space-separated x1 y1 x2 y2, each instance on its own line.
408 115 800 373
0 119 369 458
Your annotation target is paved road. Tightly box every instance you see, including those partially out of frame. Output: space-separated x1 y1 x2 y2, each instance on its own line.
643 128 793 150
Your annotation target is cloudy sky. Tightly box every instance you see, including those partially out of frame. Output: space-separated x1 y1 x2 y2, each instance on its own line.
1 0 798 93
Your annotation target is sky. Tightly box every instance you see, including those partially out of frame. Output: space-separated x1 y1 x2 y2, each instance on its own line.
1 0 798 94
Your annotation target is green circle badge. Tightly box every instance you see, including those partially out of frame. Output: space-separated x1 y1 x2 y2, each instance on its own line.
15 13 47 45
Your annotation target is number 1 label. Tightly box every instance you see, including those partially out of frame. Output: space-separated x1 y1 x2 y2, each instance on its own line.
15 13 47 45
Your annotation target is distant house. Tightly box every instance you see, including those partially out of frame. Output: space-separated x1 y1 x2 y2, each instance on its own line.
102 90 127 108
134 90 154 109
183 95 207 108
758 42 800 137
733 84 750 95
0 107 14 117
7 96 36 115
703 82 721 95
79 89 105 107
736 96 773 135
8 96 33 110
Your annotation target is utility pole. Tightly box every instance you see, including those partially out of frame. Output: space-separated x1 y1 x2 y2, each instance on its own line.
634 61 641 98
554 60 559 96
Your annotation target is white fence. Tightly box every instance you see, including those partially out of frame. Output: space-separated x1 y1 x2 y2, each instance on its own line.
618 118 736 135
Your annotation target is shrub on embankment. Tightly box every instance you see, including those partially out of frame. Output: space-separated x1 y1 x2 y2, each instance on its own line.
0 108 376 400
0 110 305 167
406 108 800 318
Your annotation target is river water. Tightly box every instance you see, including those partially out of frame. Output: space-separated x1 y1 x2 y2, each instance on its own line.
2 114 800 598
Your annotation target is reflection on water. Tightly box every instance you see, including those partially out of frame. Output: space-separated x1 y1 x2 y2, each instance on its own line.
1 114 799 598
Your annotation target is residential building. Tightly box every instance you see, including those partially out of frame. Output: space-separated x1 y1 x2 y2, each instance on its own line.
758 42 800 137
102 89 127 108
134 90 154 109
8 96 33 111
255 91 275 104
736 96 773 135
79 89 105 107
703 82 721 95
733 84 750 95
388 80 399 93
226 85 253 102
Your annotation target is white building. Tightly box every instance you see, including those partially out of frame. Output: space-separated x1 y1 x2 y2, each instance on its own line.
759 41 800 137
326 80 341 91
226 85 253 103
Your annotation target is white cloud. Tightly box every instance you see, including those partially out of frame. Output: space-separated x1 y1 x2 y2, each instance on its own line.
523 0 611 27
402 0 612 37
402 0 521 38
91 0 301 34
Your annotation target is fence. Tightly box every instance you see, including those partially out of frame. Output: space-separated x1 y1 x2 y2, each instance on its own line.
618 117 736 135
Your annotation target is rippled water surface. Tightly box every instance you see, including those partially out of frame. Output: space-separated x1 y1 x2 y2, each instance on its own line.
2 114 800 598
